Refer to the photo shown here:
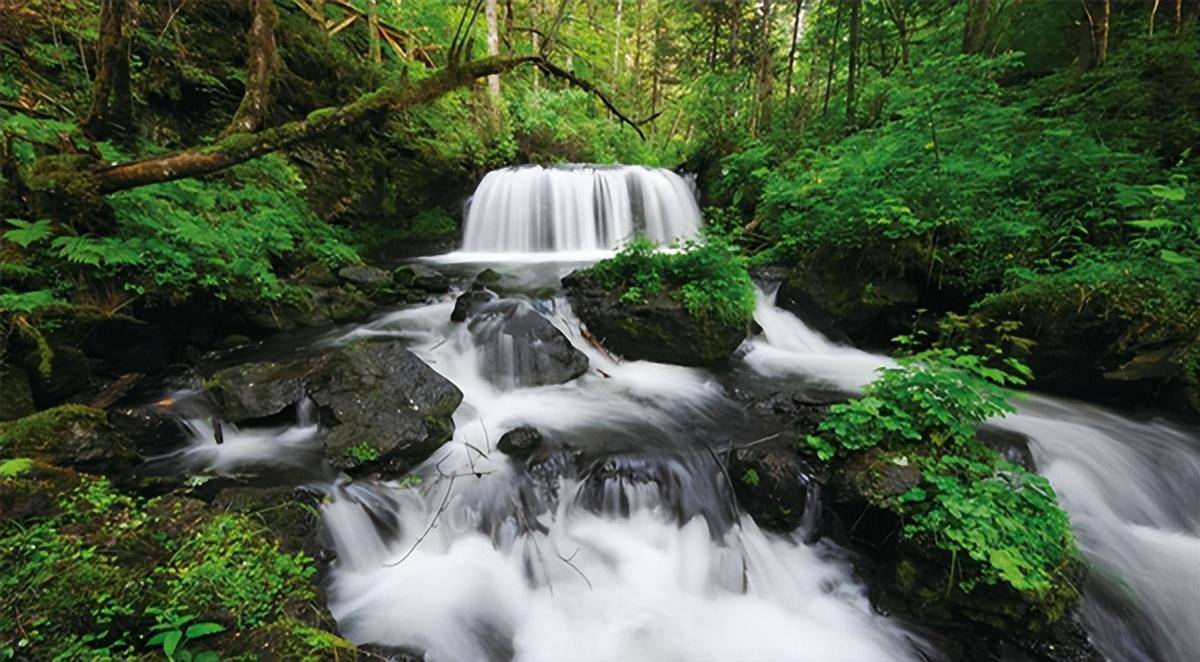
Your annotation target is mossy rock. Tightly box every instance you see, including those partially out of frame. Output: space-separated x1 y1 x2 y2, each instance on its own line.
564 271 747 366
0 405 137 474
20 345 95 407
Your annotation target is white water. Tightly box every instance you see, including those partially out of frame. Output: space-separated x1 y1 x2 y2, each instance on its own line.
319 290 920 661
461 165 702 252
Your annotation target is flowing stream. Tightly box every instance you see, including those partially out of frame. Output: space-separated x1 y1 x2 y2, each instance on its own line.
163 166 1197 661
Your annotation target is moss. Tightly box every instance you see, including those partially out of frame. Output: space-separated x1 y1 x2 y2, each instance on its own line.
0 404 109 456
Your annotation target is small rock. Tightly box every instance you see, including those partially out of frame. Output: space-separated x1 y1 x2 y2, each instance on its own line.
109 404 191 457
451 288 497 323
730 444 816 533
21 345 95 407
498 426 544 459
293 262 339 287
475 268 502 285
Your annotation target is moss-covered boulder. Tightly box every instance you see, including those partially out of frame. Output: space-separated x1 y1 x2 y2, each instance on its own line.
563 241 755 367
0 405 137 474
208 338 462 473
0 468 350 660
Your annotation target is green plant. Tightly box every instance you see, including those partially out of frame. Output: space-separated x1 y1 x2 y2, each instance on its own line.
343 441 382 464
806 348 1028 461
146 611 225 662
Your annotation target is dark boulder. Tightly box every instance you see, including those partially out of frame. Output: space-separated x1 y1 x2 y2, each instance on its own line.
207 339 462 473
771 265 919 351
498 426 544 459
729 443 817 533
563 271 746 366
0 363 35 421
468 300 588 387
0 404 138 475
21 345 95 407
337 264 391 287
109 403 192 458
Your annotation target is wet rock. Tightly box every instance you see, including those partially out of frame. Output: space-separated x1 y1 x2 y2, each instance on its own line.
109 403 191 457
563 271 747 366
0 404 138 475
394 263 449 293
208 339 462 472
824 447 920 553
0 363 35 421
293 261 339 287
338 264 391 287
451 287 497 322
729 443 816 533
498 426 544 459
313 286 376 322
978 425 1037 470
774 265 918 351
469 300 588 387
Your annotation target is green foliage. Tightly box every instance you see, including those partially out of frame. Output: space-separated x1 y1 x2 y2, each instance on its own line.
806 347 1028 461
740 468 760 487
145 612 224 662
342 441 382 464
583 237 755 327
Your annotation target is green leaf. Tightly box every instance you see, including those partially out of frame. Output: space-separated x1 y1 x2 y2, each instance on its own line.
163 630 183 657
185 623 226 640
1126 218 1177 231
1160 249 1197 266
3 219 53 247
1148 185 1186 202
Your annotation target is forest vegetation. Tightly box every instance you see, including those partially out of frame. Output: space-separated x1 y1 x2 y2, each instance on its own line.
0 0 1197 659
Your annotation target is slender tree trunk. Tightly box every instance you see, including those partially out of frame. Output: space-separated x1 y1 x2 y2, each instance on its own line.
822 1 843 114
727 2 742 66
83 0 133 139
612 0 624 86
708 7 720 67
751 0 774 136
1079 0 1111 71
223 0 280 137
367 0 382 62
884 0 910 66
633 0 644 105
846 0 861 127
785 0 803 96
485 0 501 100
963 0 991 54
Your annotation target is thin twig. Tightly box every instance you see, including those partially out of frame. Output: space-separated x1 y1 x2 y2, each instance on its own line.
556 546 593 591
383 473 457 567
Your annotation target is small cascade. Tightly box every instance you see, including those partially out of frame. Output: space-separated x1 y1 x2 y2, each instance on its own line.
461 165 702 253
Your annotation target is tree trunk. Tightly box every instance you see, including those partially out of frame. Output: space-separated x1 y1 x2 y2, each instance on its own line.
884 0 910 66
727 2 742 66
963 0 991 54
612 0 624 86
83 0 133 140
751 0 774 136
822 1 843 114
1079 0 1110 71
368 0 382 63
785 0 804 96
486 0 501 100
223 0 280 137
846 0 861 127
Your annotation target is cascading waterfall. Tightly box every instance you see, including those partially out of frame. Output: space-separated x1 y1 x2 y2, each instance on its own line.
461 165 702 253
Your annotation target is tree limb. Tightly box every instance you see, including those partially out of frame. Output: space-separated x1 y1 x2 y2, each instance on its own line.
70 55 642 195
221 0 280 137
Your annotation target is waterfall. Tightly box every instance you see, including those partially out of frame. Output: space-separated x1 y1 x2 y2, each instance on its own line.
461 165 702 253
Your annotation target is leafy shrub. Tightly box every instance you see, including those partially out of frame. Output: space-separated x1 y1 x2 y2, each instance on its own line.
582 236 755 326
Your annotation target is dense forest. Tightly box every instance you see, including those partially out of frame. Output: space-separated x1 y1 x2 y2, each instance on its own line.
1 0 1197 660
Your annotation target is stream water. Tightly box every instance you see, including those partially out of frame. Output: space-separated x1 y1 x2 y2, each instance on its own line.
163 166 1197 661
